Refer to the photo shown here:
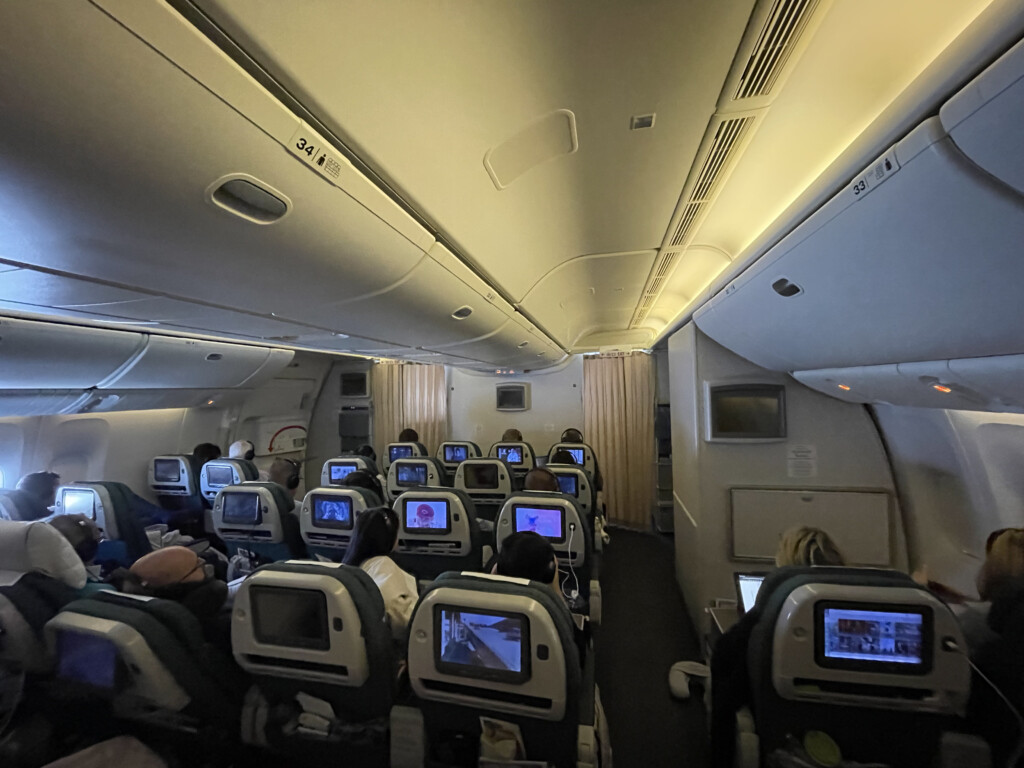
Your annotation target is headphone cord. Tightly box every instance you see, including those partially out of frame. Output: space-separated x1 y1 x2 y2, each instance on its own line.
561 523 580 601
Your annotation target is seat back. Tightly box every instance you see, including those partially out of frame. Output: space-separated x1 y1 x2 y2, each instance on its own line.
383 441 428 473
54 482 151 566
0 491 18 521
200 459 259 501
298 487 379 561
212 483 306 564
46 590 242 727
488 441 536 476
320 455 378 487
232 561 395 720
436 441 482 474
546 443 596 478
391 489 485 580
0 519 89 589
0 489 46 522
148 455 198 498
453 458 514 522
386 457 447 501
407 571 583 766
746 567 970 767
546 467 595 522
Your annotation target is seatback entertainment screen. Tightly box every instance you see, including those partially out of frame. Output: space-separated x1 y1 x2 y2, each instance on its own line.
329 462 357 483
153 458 182 483
397 462 428 487
512 504 565 543
313 495 353 530
390 444 414 462
222 492 261 525
444 445 468 463
463 463 499 490
816 603 932 674
555 473 578 497
435 606 529 683
207 465 234 487
403 499 451 534
497 446 523 465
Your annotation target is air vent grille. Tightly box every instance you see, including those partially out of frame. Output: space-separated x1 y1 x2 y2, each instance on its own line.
734 0 820 100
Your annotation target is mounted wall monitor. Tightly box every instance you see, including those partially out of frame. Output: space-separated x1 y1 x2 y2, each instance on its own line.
390 444 414 462
403 498 451 534
312 494 353 530
815 601 932 675
496 445 523 465
56 631 123 690
397 462 428 487
152 458 182 483
512 503 566 543
496 383 530 412
340 371 369 397
435 605 530 683
707 384 786 441
250 585 330 651
61 488 96 520
555 473 578 497
464 463 499 490
207 465 234 487
444 445 468 463
328 462 358 484
222 492 262 525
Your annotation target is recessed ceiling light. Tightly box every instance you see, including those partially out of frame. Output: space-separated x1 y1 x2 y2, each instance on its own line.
517 341 529 348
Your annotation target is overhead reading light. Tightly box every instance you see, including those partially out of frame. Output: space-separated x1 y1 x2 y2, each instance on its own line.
205 353 223 361
771 277 803 297
451 306 474 320
630 114 656 130
933 384 953 394
333 332 349 339
837 384 851 391
517 341 530 348
206 399 215 406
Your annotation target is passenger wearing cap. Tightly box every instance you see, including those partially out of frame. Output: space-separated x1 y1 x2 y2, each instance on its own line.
228 439 270 481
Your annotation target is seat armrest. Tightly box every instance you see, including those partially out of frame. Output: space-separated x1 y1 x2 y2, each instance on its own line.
589 580 602 625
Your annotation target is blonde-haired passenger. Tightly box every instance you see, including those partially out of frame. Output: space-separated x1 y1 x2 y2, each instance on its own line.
775 526 845 568
977 528 1024 601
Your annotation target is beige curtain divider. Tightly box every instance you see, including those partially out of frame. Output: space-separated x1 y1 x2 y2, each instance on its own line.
584 352 655 528
371 360 447 458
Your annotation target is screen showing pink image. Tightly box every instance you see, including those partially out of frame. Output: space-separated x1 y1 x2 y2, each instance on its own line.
513 505 564 541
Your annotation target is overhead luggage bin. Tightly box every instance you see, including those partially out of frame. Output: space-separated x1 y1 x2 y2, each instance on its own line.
694 117 1024 372
941 35 1024 197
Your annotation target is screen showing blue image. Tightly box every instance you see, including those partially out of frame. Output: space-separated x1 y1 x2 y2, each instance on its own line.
397 463 428 487
444 445 468 463
436 606 529 683
313 495 352 530
822 608 924 665
556 473 578 496
390 444 414 462
404 499 450 533
329 463 357 483
497 446 523 465
57 631 119 689
568 448 584 465
513 505 565 542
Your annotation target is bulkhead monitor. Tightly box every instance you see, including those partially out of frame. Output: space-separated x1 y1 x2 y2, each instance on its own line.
463 463 499 490
328 462 357 484
312 494 353 530
435 605 530 683
815 601 933 675
56 630 123 690
206 465 234 487
496 445 523 465
512 504 566 543
62 488 96 520
221 492 262 526
403 498 451 535
152 458 182 483
250 585 329 651
397 462 428 487
555 473 578 497
444 444 468 463
734 572 766 614
389 444 415 462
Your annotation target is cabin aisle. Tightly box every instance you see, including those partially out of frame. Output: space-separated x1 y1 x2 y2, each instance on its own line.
595 527 710 767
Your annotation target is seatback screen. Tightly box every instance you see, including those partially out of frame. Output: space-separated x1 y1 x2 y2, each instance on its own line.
435 606 530 683
816 603 932 674
735 574 765 613
207 465 234 487
403 499 451 534
329 462 357 484
390 444 414 462
251 585 329 651
397 463 428 487
496 445 524 465
56 631 120 689
62 489 95 520
513 504 565 543
313 495 352 530
567 448 584 466
555 473 578 497
153 458 181 483
444 445 468 463
463 463 499 490
222 493 261 525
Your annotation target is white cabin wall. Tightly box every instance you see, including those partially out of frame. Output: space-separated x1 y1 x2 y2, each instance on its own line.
448 357 584 454
873 405 1024 597
668 323 903 631
306 357 374 485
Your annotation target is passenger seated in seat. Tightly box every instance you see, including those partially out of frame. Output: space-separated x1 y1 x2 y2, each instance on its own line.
502 428 523 441
48 514 101 568
354 443 377 462
495 531 560 595
523 467 560 493
774 525 845 567
228 440 255 461
557 429 604 491
342 469 385 504
268 457 303 511
192 442 222 467
549 449 578 466
343 507 418 642
398 427 419 442
14 471 61 521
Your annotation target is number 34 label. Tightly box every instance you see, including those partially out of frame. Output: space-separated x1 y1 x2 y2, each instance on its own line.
287 121 346 182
